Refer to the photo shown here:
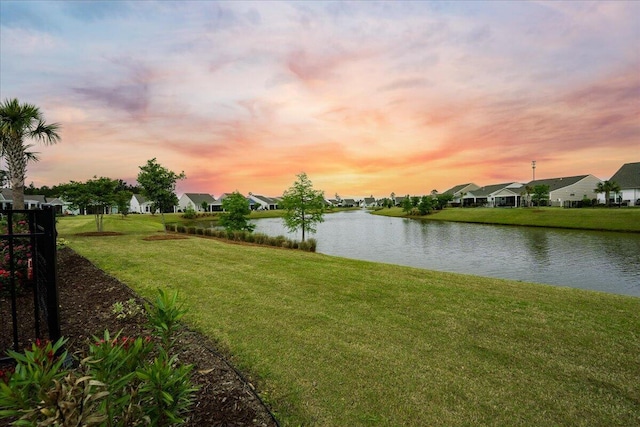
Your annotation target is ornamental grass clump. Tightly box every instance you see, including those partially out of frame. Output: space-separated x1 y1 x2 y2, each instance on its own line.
0 289 197 427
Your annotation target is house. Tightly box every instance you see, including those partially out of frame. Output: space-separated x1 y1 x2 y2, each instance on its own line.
326 199 340 207
608 162 640 206
465 183 524 207
211 193 232 211
249 194 279 210
178 193 216 212
525 175 602 207
130 194 156 214
442 183 480 206
362 197 377 208
0 189 47 209
43 197 72 215
341 198 358 207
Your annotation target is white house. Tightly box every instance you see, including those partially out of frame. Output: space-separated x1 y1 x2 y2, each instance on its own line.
0 189 47 210
608 162 640 206
130 194 157 214
178 193 216 212
248 194 279 210
442 183 480 206
465 183 524 207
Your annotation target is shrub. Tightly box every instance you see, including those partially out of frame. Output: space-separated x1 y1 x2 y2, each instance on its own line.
0 290 197 427
182 206 197 219
176 225 186 234
186 227 196 235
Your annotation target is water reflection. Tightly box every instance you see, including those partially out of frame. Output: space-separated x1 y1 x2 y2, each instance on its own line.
251 210 640 297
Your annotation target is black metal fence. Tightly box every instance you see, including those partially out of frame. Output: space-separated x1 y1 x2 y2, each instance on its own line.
0 206 59 362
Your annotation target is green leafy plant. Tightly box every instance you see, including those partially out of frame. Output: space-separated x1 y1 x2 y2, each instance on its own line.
0 290 197 427
111 298 144 320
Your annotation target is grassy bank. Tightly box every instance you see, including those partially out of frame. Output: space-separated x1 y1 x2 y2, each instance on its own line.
56 215 640 426
372 206 640 232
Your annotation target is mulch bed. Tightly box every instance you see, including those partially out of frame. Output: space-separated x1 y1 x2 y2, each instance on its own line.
0 247 278 427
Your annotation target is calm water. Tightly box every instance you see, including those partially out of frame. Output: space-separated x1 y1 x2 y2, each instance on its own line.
251 209 640 297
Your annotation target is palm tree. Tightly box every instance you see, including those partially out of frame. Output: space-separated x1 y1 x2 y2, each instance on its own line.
594 180 621 207
0 98 60 209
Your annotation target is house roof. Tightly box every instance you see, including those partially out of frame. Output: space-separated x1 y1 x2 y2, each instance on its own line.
363 197 375 204
183 193 216 204
443 183 479 196
469 183 522 197
251 195 278 205
609 162 640 189
525 175 592 191
1 189 47 203
132 194 148 204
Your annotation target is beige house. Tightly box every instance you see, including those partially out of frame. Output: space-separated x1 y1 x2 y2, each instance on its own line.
526 175 602 207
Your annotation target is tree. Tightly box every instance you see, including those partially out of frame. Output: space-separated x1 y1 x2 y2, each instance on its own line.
531 184 550 207
115 190 133 218
281 172 325 242
434 193 453 210
594 180 621 207
401 195 413 213
0 98 60 209
60 177 119 231
418 195 433 215
201 201 209 212
219 191 255 232
137 158 185 232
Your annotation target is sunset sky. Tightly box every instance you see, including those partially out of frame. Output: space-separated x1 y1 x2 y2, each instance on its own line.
1 1 638 198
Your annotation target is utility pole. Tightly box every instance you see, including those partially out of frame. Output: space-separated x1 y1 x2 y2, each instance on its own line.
532 160 536 182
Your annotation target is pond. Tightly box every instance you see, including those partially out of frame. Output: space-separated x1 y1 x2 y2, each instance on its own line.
251 209 640 297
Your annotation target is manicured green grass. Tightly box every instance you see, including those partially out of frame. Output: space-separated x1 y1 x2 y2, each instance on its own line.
56 216 640 426
373 206 640 232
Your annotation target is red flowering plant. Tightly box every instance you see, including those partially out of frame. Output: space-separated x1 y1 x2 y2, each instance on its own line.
0 217 32 295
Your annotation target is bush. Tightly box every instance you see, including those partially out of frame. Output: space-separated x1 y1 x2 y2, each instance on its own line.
176 225 186 234
0 290 197 427
182 206 197 219
186 227 196 235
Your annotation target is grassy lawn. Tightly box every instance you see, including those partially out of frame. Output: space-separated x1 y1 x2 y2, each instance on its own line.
57 215 640 426
372 206 640 232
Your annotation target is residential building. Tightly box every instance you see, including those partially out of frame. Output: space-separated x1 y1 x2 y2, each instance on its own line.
608 162 640 206
466 183 524 207
249 194 279 210
442 183 480 206
178 193 216 212
130 194 155 214
526 175 602 207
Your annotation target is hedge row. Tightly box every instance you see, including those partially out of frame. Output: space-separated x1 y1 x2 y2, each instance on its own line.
165 224 317 252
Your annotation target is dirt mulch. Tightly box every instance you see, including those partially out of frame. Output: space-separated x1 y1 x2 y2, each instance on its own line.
0 247 278 427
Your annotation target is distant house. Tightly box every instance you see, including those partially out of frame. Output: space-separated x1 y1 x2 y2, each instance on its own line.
608 162 640 206
326 199 340 207
178 193 216 212
362 197 376 208
0 189 47 209
211 193 233 211
466 183 524 207
249 194 279 210
130 194 156 214
341 198 358 207
526 175 602 207
442 183 480 206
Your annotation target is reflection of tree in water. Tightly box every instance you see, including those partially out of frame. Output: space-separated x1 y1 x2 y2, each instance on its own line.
524 228 550 265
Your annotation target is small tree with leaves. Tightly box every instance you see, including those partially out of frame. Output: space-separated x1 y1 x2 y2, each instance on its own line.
137 158 185 232
220 191 255 232
60 177 119 232
531 184 550 207
402 195 413 213
115 190 133 218
281 172 325 242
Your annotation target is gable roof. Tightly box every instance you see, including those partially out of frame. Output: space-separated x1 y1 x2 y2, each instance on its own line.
251 194 277 205
525 175 591 191
609 162 640 189
469 183 522 197
183 193 216 204
443 183 480 196
132 194 148 204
